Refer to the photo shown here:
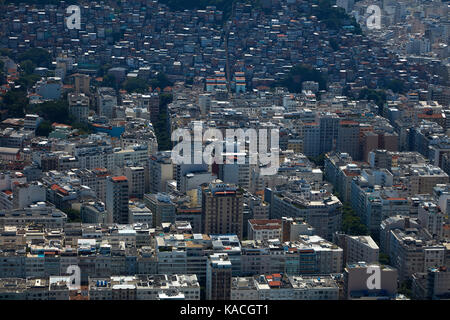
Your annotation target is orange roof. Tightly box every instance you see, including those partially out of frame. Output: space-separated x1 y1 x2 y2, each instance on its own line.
268 281 281 287
418 114 443 119
178 209 201 214
340 120 359 125
344 170 359 177
51 184 69 195
386 197 406 201
52 123 72 129
111 176 127 182
214 191 236 195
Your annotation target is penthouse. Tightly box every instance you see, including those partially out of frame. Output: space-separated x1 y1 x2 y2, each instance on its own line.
231 273 339 300
89 274 200 300
0 202 67 228
247 219 282 241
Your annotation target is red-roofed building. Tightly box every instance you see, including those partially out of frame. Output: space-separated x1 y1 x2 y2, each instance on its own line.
106 176 129 224
248 219 282 241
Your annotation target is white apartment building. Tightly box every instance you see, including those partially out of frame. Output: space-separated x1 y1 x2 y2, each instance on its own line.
231 274 339 300
248 219 282 241
345 235 379 265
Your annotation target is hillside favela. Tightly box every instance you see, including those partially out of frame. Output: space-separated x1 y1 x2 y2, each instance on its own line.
0 0 448 305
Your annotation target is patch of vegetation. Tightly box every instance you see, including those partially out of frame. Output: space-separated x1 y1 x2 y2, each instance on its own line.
16 74 41 90
17 48 52 69
398 280 412 298
123 77 150 93
308 153 326 167
358 88 386 108
120 72 173 93
36 120 52 137
341 202 369 236
29 99 73 124
154 93 173 151
277 64 327 93
1 88 28 117
63 208 82 223
379 253 390 266
72 121 94 135
100 74 118 90
382 79 405 94
160 0 265 22
312 0 362 34
150 72 173 90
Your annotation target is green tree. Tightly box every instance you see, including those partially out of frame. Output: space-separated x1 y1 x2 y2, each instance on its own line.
379 253 390 266
20 60 36 75
36 120 52 137
150 72 173 90
72 122 93 135
398 280 412 298
30 99 73 124
154 93 173 151
16 73 41 89
18 48 52 68
359 88 386 109
278 64 327 93
312 0 362 34
341 203 369 236
2 89 28 117
64 208 82 223
101 74 118 90
123 77 150 93
308 153 326 167
383 79 405 94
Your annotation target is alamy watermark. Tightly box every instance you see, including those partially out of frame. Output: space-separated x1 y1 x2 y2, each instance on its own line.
66 265 81 290
366 265 381 290
366 5 381 30
66 5 81 30
171 122 279 175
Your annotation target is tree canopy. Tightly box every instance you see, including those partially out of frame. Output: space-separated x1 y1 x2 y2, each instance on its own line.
382 79 405 94
29 99 73 124
359 88 387 108
278 64 327 93
150 72 173 90
154 93 173 151
1 88 28 118
341 203 369 236
123 77 150 93
312 0 362 34
17 48 52 68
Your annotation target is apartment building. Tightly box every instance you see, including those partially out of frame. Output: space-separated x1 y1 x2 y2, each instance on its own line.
344 262 398 300
201 180 244 238
206 253 232 300
106 176 129 224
